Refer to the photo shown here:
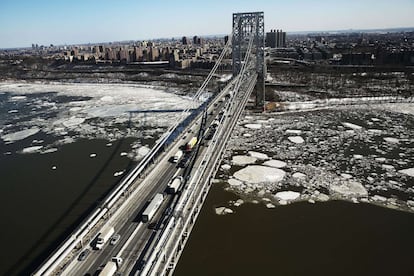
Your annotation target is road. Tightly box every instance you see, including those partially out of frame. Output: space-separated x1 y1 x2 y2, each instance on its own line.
60 81 233 276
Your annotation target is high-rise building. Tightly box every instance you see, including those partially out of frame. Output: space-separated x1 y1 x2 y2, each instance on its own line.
266 29 286 48
193 35 202 45
182 36 188 45
224 35 229 45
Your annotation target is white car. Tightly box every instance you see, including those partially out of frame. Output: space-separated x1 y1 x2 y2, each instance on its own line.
110 234 121 245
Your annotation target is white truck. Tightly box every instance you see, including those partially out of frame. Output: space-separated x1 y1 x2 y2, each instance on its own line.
167 176 184 194
98 257 123 276
142 193 164 222
172 150 183 163
95 226 115 250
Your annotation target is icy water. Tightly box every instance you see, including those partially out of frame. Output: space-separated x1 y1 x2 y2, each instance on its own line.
175 183 414 276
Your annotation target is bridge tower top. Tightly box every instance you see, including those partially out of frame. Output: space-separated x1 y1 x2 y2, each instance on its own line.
232 12 266 108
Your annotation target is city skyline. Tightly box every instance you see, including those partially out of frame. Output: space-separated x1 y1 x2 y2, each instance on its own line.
1 0 414 49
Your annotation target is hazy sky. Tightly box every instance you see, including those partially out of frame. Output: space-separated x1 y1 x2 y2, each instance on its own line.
1 0 413 48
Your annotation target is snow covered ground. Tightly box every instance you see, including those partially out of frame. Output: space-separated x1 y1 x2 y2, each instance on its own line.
0 81 196 159
215 103 414 213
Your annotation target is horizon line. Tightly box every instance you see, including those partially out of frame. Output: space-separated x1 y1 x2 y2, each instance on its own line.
1 26 414 51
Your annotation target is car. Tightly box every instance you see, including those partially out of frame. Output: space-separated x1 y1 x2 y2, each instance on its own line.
78 249 90 261
110 234 121 245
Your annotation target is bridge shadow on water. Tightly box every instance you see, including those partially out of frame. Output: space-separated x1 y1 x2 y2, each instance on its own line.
9 138 135 276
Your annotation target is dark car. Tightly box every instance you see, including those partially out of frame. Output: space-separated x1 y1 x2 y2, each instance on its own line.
78 249 90 261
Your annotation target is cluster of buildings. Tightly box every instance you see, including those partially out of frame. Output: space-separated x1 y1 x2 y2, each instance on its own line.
2 28 413 68
265 29 287 48
57 36 228 69
269 30 414 66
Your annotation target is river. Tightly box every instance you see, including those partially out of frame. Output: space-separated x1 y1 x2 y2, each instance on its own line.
175 182 414 276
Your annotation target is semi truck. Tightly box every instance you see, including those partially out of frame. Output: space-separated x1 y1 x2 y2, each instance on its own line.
98 257 123 276
186 137 198 151
172 150 183 163
142 193 164 222
95 226 115 250
167 176 184 194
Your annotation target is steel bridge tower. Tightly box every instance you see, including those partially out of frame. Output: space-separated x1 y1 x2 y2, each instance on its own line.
232 12 265 109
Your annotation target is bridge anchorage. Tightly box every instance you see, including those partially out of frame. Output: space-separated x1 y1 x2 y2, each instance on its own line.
33 12 266 276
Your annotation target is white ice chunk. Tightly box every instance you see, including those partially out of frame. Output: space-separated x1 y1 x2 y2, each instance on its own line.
266 203 276 208
21 146 43 153
90 153 97 158
233 165 286 184
382 164 395 170
221 164 231 170
274 191 301 201
263 160 287 168
113 171 125 177
10 95 27 101
233 199 244 207
341 173 353 179
383 137 399 144
215 207 234 215
330 181 368 197
399 168 414 177
288 136 305 144
1 127 40 142
245 124 262 129
62 117 85 128
342 122 363 130
316 193 330 202
285 129 302 135
120 152 128 156
292 172 307 179
372 195 387 202
231 155 257 166
228 179 242 187
42 148 58 154
248 151 269 160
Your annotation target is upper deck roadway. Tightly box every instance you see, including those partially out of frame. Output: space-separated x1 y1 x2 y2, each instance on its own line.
39 75 240 275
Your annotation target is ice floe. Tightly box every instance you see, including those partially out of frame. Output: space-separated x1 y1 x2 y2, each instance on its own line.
342 122 363 130
21 146 43 154
274 191 301 201
292 172 307 179
383 137 399 144
113 171 125 177
231 155 257 166
1 127 40 142
288 136 305 144
285 129 302 135
399 168 414 177
215 207 234 215
244 124 262 129
247 151 269 160
233 165 286 184
263 160 287 168
330 181 368 197
228 179 242 187
62 117 85 128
